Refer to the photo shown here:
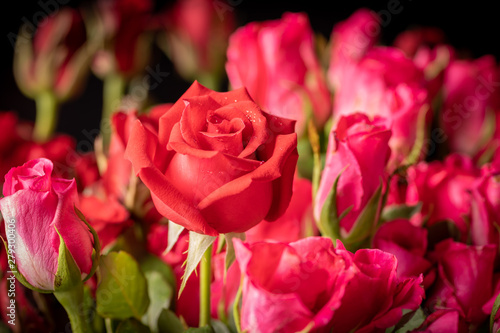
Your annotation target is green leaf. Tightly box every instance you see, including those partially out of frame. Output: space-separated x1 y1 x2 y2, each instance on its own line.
381 203 423 223
491 291 500 332
211 320 232 333
141 271 174 333
164 221 185 255
54 225 82 292
179 232 216 297
393 308 426 333
185 325 214 333
157 309 185 333
96 251 150 320
115 318 151 333
140 255 176 291
74 205 101 282
342 183 383 245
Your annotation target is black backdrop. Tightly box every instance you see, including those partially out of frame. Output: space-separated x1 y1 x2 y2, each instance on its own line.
1 0 499 145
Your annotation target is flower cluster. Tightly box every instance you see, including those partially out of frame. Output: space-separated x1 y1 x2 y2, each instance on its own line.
1 1 500 333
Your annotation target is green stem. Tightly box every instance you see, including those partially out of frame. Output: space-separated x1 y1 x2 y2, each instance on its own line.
54 282 92 333
102 72 126 150
33 90 59 142
199 243 213 327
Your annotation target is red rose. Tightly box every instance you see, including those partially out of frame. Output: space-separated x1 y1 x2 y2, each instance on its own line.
125 81 298 235
78 195 133 252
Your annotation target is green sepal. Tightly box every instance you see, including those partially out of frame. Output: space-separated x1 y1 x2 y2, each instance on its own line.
54 225 84 292
342 182 383 246
490 287 500 332
318 170 352 242
381 202 423 223
224 233 245 274
178 232 216 297
0 236 51 293
74 205 101 282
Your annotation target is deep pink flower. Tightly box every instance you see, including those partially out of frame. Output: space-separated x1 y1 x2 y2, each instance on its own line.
426 239 498 326
373 219 434 288
226 12 331 133
234 237 354 333
314 113 391 236
440 56 499 155
330 242 425 333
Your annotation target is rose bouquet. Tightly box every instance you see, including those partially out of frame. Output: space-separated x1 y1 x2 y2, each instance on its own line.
1 1 500 333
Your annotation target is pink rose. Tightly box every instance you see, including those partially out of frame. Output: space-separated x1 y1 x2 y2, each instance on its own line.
372 219 434 288
246 175 315 243
327 8 380 91
405 154 480 240
330 242 425 332
226 12 331 133
0 158 95 291
234 237 354 333
426 239 497 326
440 55 499 155
314 113 391 238
332 47 429 167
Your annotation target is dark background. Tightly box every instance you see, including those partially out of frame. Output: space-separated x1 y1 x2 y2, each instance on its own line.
1 0 499 145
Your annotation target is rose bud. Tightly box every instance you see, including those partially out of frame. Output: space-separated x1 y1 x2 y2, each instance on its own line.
13 8 91 101
156 0 235 89
426 239 497 327
234 237 354 333
226 12 331 134
440 55 499 156
327 8 380 92
125 81 298 236
314 113 391 247
0 158 97 292
90 0 153 79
